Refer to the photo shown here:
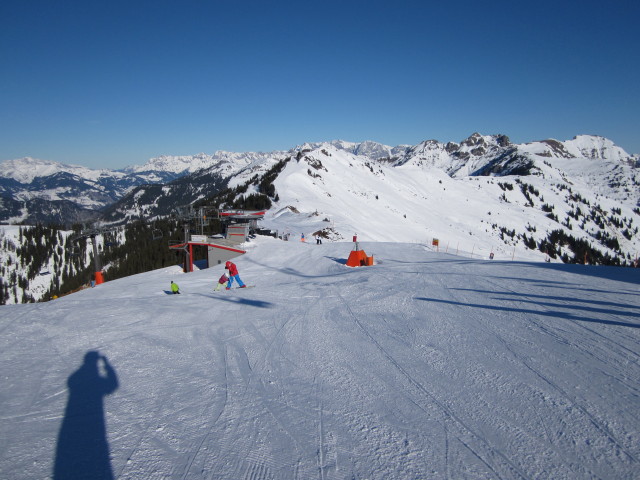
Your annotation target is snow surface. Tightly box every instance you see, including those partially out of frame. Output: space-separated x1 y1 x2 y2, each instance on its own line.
1 236 639 479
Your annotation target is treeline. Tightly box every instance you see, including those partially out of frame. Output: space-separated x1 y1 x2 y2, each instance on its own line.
99 219 184 280
0 224 93 304
532 229 628 266
0 230 19 304
1 219 187 304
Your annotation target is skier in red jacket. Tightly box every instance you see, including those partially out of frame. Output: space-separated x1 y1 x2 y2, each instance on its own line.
225 261 246 289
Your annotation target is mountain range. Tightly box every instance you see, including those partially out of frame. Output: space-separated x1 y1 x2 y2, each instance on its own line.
1 133 639 266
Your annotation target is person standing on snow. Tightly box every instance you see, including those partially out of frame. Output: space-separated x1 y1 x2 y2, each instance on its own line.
225 261 246 289
170 281 180 294
214 272 229 291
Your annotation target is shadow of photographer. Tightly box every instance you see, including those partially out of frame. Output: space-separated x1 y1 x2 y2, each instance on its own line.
53 351 119 480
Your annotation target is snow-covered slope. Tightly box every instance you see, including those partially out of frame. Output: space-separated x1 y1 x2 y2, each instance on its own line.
259 140 640 264
1 237 638 479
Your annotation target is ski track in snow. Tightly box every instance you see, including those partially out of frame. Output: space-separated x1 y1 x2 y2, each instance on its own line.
443 272 639 479
0 238 639 479
337 273 531 479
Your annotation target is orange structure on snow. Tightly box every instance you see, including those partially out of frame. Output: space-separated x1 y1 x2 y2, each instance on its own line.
346 244 374 267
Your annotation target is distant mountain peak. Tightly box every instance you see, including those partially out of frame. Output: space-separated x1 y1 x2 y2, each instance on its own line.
0 157 110 184
1 133 637 233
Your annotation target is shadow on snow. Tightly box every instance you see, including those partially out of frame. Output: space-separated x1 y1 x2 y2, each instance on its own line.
53 351 119 480
196 293 274 309
452 288 640 312
416 297 640 329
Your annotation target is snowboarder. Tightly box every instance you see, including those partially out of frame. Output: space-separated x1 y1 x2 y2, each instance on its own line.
225 261 246 289
301 233 305 242
214 272 229 291
170 281 180 294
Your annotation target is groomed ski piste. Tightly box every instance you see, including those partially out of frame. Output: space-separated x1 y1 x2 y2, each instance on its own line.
1 236 639 479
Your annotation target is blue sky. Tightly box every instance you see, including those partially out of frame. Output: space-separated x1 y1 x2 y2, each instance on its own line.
1 0 639 169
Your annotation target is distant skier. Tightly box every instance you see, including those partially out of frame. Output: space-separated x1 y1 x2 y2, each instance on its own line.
214 272 229 291
301 233 305 242
170 281 180 294
225 261 246 290
316 235 322 245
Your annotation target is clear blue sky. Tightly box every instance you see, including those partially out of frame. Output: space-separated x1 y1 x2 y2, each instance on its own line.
1 0 639 169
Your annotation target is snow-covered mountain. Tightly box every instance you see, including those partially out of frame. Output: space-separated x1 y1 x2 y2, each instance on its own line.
94 131 639 270
299 140 411 162
1 133 638 265
1 237 638 479
123 150 289 177
0 150 289 224
254 134 639 266
0 157 178 224
3 134 636 217
0 157 109 184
